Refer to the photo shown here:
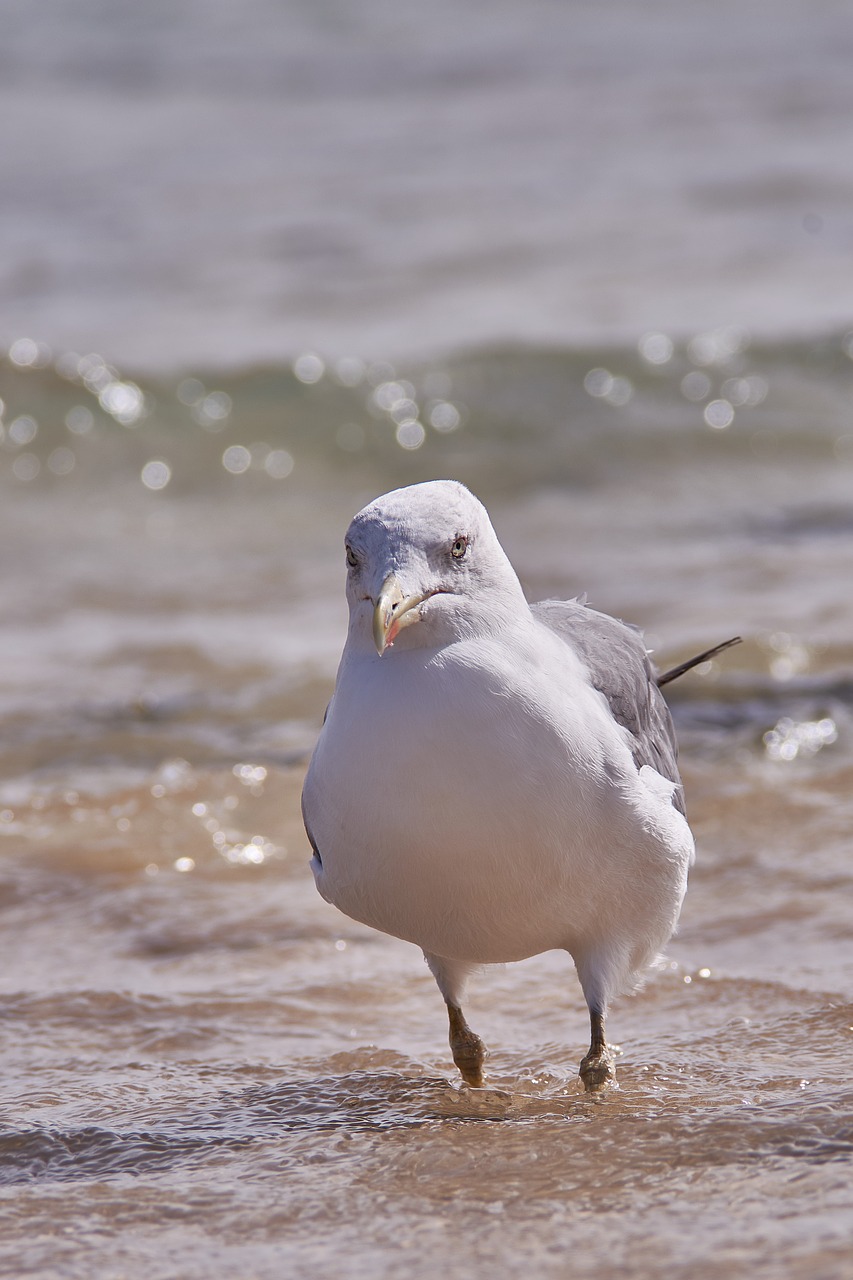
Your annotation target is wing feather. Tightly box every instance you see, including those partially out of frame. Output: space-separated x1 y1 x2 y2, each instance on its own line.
531 598 686 816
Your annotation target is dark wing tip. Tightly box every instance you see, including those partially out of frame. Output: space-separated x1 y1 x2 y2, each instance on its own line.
657 636 742 687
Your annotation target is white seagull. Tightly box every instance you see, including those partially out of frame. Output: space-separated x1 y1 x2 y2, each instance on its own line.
302 481 737 1091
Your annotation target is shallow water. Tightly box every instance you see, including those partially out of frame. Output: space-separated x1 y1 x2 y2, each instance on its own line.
3 0 853 1271
2 330 853 1277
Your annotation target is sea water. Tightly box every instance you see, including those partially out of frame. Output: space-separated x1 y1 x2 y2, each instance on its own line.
1 3 853 1277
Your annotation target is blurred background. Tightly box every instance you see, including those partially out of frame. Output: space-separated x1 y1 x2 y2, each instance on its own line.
3 0 853 366
2 3 853 1278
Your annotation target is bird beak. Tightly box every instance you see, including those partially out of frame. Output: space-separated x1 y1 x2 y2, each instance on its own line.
373 573 433 656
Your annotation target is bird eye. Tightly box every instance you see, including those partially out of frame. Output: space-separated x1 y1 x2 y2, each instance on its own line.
345 545 359 569
450 536 468 560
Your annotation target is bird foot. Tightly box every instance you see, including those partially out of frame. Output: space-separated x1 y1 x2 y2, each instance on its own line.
452 1027 486 1087
448 1005 487 1088
579 1046 615 1093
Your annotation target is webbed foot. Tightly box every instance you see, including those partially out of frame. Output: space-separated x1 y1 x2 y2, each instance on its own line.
579 1045 615 1092
579 1006 615 1092
448 1003 487 1087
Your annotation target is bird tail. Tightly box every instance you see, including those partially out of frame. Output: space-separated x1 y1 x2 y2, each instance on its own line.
657 636 742 687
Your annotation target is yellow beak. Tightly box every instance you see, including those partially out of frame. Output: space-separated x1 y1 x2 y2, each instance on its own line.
372 573 433 656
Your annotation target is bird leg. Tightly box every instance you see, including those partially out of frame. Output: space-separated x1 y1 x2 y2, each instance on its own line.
447 1003 486 1087
579 1007 615 1092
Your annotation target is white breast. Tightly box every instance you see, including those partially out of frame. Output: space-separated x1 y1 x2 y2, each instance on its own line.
302 631 692 967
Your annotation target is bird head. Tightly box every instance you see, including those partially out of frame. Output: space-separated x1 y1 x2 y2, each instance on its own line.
343 480 528 656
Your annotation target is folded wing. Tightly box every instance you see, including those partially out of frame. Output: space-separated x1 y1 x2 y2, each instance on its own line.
531 598 685 816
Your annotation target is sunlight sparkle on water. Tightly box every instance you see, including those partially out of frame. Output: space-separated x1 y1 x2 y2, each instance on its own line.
583 368 632 406
222 836 271 865
687 326 748 366
194 392 232 429
65 406 94 434
373 381 413 411
12 454 40 482
681 371 711 402
429 401 461 432
8 338 51 368
9 415 38 445
704 399 735 429
334 357 366 387
222 445 251 475
141 460 172 490
233 764 268 786
177 378 206 406
390 398 419 425
722 375 768 407
639 332 674 365
583 368 614 398
396 420 425 450
264 449 294 479
9 338 38 367
604 376 633 406
99 380 145 426
293 353 325 384
48 448 75 476
766 631 810 681
764 717 837 761
77 354 113 392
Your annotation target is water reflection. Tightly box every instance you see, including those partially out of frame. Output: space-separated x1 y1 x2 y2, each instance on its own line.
47 447 75 476
7 329 853 499
264 448 295 478
12 453 40 481
222 445 251 474
9 337 51 368
704 398 735 429
65 405 94 434
141 459 171 490
638 332 674 365
334 356 366 387
763 717 837 761
9 414 38 444
293 352 325 384
687 326 748 366
681 370 711 401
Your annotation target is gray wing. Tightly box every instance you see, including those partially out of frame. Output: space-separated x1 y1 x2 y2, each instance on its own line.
531 598 686 817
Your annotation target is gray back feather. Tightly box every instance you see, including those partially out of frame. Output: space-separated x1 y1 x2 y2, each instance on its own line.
531 598 686 816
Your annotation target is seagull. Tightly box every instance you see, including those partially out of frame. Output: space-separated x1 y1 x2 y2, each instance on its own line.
302 480 738 1091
